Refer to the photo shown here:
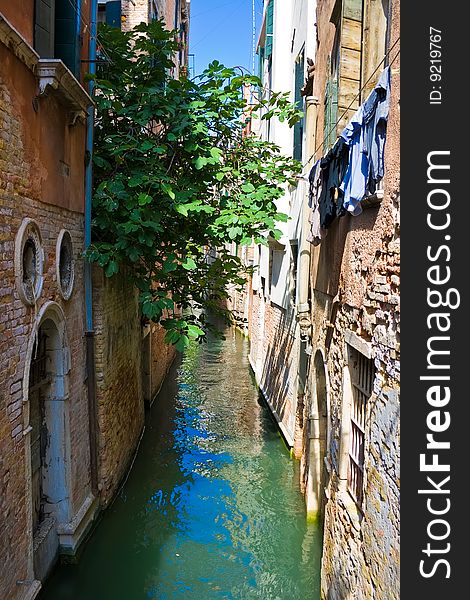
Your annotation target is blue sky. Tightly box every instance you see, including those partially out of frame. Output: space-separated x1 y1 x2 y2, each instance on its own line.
189 0 263 76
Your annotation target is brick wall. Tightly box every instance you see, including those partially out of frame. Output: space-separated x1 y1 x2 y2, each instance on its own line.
92 268 144 505
247 289 300 448
306 0 401 597
149 323 175 401
92 268 175 505
0 68 91 598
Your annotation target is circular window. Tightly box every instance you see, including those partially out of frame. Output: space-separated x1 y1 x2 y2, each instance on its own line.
56 230 74 300
15 218 44 306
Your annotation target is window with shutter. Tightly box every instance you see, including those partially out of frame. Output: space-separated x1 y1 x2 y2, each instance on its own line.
55 0 79 76
265 0 274 58
347 345 374 505
106 1 122 28
34 0 55 58
293 51 305 161
323 76 338 151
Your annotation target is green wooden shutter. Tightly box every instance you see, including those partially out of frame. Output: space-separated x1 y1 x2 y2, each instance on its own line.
323 77 338 151
106 1 122 28
55 0 79 76
258 46 265 81
293 54 304 161
34 0 55 57
265 0 274 57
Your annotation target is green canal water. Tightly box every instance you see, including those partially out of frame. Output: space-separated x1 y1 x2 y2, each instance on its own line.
41 327 322 599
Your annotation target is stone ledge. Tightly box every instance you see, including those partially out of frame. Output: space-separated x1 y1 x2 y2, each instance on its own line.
344 329 373 359
36 59 93 122
361 188 384 209
56 494 99 555
16 579 42 600
0 14 38 71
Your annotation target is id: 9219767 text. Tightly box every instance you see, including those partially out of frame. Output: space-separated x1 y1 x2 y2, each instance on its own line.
429 27 442 105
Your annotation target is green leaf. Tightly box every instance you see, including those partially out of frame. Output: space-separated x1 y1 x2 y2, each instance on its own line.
210 147 222 161
187 324 204 339
194 156 207 170
93 155 109 168
138 193 152 205
128 247 140 262
182 256 197 271
228 226 242 240
129 175 144 188
174 204 188 216
105 261 119 277
164 329 180 344
162 183 175 200
241 182 255 193
140 140 153 151
163 257 177 272
175 334 190 353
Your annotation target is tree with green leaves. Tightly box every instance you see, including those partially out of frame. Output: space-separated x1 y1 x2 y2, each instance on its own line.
88 21 303 351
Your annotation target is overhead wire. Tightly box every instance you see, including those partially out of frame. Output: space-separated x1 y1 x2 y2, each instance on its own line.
65 0 115 67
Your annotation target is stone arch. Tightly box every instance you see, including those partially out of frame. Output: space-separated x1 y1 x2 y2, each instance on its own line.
305 349 330 520
23 302 72 580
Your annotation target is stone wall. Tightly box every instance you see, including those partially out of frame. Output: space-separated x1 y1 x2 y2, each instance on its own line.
248 288 300 449
92 268 144 505
305 0 401 597
121 0 150 30
149 322 176 401
0 43 93 599
92 268 175 505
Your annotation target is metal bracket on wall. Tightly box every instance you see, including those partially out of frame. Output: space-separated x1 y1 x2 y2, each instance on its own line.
35 59 92 125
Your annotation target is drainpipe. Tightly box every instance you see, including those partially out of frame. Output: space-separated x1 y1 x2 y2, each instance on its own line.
297 95 319 346
293 95 319 460
75 0 82 75
85 0 99 496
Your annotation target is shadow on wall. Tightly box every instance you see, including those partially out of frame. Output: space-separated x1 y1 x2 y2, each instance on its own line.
313 206 380 298
259 305 297 425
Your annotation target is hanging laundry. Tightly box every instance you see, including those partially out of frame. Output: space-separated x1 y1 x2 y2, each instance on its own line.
340 66 391 215
318 137 350 228
307 160 326 246
366 66 391 193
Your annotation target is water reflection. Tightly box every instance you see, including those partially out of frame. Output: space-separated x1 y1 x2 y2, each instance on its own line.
42 327 321 599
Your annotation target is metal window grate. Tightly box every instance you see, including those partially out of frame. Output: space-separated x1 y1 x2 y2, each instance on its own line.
347 346 374 504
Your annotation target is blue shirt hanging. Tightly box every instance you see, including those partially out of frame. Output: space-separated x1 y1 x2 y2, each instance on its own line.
339 67 391 215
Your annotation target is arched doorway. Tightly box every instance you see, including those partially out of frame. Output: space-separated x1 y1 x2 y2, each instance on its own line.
305 351 329 520
25 304 71 580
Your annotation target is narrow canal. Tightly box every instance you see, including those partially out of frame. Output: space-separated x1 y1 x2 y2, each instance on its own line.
42 327 322 599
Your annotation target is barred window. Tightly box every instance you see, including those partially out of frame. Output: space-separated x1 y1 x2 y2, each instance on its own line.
347 345 374 504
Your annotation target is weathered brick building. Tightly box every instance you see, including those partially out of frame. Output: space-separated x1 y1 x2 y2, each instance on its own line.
98 0 190 75
1 1 190 597
304 1 400 598
236 0 400 597
0 2 97 598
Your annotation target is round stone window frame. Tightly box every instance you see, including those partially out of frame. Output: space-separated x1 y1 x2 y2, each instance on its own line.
56 229 75 301
15 218 44 306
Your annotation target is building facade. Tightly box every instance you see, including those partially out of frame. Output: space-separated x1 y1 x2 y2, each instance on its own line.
246 0 317 453
0 1 190 597
305 1 400 597
237 0 400 597
98 0 190 75
0 2 97 598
